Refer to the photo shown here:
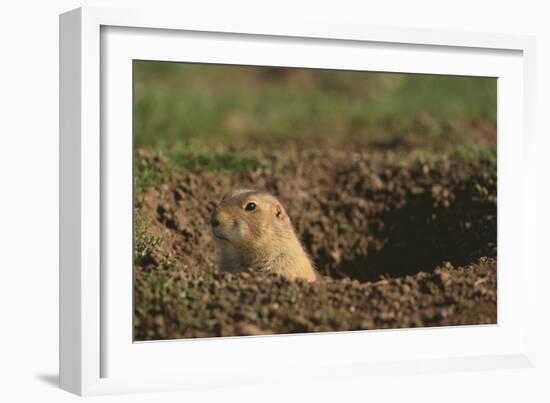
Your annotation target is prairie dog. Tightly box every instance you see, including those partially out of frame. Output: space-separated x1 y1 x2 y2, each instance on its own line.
210 189 317 282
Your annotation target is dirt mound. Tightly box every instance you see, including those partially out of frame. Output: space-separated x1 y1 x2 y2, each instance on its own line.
134 147 497 340
135 258 496 340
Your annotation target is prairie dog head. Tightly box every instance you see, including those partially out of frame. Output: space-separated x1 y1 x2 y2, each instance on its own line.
210 188 317 282
210 189 294 253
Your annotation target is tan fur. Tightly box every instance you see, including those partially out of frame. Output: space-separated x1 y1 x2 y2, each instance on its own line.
210 189 317 282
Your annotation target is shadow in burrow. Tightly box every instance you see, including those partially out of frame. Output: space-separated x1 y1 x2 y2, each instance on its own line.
309 189 497 283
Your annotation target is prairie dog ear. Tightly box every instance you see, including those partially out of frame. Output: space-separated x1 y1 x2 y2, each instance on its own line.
274 202 287 221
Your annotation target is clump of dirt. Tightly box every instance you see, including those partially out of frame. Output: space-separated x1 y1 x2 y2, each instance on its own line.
134 147 496 340
135 258 496 340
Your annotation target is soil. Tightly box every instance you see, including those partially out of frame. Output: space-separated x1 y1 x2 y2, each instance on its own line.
134 147 497 340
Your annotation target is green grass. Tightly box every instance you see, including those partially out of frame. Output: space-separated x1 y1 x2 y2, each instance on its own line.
450 144 497 165
134 210 162 263
134 153 170 194
134 62 497 149
169 149 263 173
416 144 497 178
133 61 497 193
134 144 270 192
133 143 497 193
416 143 496 164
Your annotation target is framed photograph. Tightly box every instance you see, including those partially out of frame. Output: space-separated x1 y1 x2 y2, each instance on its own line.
59 7 537 396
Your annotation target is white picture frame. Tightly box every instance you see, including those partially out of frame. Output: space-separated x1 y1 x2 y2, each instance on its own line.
59 6 537 396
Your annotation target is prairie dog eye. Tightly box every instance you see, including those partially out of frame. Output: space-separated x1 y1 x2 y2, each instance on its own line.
244 202 256 211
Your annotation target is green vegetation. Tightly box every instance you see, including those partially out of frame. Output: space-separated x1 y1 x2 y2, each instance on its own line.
134 210 162 263
133 61 497 193
134 153 170 194
415 144 497 181
132 62 498 266
134 61 497 150
450 144 496 166
169 149 263 173
415 143 496 166
134 145 270 192
287 285 301 305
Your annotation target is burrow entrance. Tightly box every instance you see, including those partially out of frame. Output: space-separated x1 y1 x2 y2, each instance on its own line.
307 184 496 283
